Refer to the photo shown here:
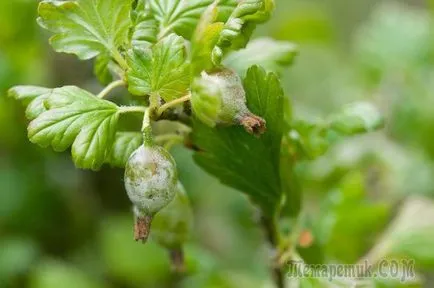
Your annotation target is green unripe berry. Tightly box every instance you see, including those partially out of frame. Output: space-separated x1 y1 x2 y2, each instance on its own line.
151 181 194 249
124 144 178 242
191 68 266 135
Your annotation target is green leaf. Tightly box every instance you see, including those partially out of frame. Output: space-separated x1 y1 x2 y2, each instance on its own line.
354 2 430 83
212 0 275 64
190 1 225 75
359 197 434 269
30 260 104 288
107 132 142 168
8 86 53 120
28 86 119 170
126 33 190 102
391 229 434 268
329 102 384 135
148 0 237 40
37 0 133 60
192 65 284 216
94 54 113 85
8 86 51 103
288 120 330 160
223 38 297 76
283 102 383 161
280 154 302 217
385 197 434 269
130 0 158 48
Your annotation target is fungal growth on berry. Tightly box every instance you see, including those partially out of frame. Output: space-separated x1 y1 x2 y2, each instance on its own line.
191 68 266 135
125 143 178 242
124 109 178 243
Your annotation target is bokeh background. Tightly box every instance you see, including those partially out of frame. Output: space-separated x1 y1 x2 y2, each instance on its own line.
1 0 434 287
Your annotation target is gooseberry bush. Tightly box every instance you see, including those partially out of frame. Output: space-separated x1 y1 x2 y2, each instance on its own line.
8 0 383 287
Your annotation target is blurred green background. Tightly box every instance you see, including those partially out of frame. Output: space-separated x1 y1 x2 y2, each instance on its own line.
1 0 434 287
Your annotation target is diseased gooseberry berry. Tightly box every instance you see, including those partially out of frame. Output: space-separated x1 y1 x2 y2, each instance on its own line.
124 144 178 242
191 67 266 135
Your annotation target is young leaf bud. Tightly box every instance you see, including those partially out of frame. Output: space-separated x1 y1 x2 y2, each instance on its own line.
124 144 178 242
151 181 194 249
191 68 266 135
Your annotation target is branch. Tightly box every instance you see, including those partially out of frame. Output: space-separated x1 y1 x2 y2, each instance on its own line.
261 216 286 288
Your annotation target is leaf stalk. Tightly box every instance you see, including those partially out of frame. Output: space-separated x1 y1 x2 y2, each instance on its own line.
118 106 147 114
142 107 154 146
156 94 191 117
112 49 129 71
97 79 125 98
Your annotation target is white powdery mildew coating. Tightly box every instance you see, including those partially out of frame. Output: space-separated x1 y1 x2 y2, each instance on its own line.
201 68 249 123
124 145 177 216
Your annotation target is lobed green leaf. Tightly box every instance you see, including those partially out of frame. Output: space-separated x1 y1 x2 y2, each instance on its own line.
107 132 142 168
212 0 275 64
329 102 384 135
38 0 133 60
148 0 237 40
94 54 114 85
223 38 298 76
8 85 53 120
126 34 190 102
27 86 120 170
192 65 284 216
130 0 158 49
190 1 225 75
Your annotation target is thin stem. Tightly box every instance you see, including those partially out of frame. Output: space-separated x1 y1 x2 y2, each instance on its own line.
158 134 186 151
169 247 186 274
156 94 191 117
112 49 129 71
169 247 186 287
97 80 125 98
149 92 160 109
142 107 151 130
277 215 303 266
142 107 154 146
261 216 285 288
155 134 185 144
118 106 147 114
